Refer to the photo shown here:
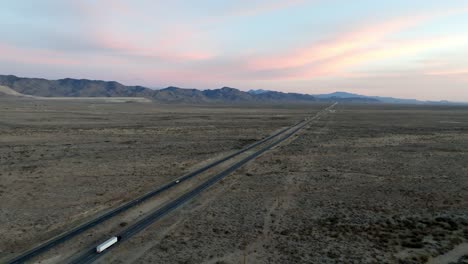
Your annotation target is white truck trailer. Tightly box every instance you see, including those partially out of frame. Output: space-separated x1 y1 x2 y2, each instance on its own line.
96 236 119 253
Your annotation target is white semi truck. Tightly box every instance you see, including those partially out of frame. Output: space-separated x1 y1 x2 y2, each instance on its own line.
96 236 119 253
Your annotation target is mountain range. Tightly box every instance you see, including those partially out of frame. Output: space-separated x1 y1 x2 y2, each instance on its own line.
0 74 462 105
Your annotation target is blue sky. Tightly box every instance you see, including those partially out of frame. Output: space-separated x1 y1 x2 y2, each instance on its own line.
1 0 468 100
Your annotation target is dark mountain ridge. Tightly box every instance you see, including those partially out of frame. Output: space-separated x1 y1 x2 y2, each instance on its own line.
1 74 460 104
0 74 327 103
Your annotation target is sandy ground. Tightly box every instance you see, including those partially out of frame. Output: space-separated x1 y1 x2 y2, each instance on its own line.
98 104 468 264
1 100 468 264
0 98 323 262
0 85 151 102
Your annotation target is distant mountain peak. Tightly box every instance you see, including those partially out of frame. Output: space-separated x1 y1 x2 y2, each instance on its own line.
0 74 463 105
219 86 240 91
316 91 364 98
163 86 182 91
248 89 272 95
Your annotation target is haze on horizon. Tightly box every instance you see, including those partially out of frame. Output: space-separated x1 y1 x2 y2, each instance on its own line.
1 0 467 101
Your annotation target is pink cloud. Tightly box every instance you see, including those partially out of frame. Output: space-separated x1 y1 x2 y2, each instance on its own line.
238 6 468 82
72 0 214 62
426 68 468 76
197 0 307 24
76 3 215 63
249 17 423 70
335 37 461 65
249 16 434 72
0 43 79 66
223 0 306 18
0 42 138 71
73 0 135 19
91 29 214 62
295 36 468 79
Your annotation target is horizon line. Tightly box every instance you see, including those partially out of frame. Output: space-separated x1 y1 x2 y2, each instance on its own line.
1 73 465 103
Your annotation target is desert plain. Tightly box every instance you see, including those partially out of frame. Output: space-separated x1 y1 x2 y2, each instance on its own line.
1 98 468 263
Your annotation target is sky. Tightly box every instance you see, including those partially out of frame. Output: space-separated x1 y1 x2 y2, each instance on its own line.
1 0 468 101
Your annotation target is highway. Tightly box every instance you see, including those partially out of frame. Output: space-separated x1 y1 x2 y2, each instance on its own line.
70 103 336 264
6 127 294 264
7 103 336 264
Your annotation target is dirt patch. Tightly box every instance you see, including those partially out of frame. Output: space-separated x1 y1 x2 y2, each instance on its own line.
0 85 151 102
98 104 468 264
2 102 468 263
0 98 324 261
